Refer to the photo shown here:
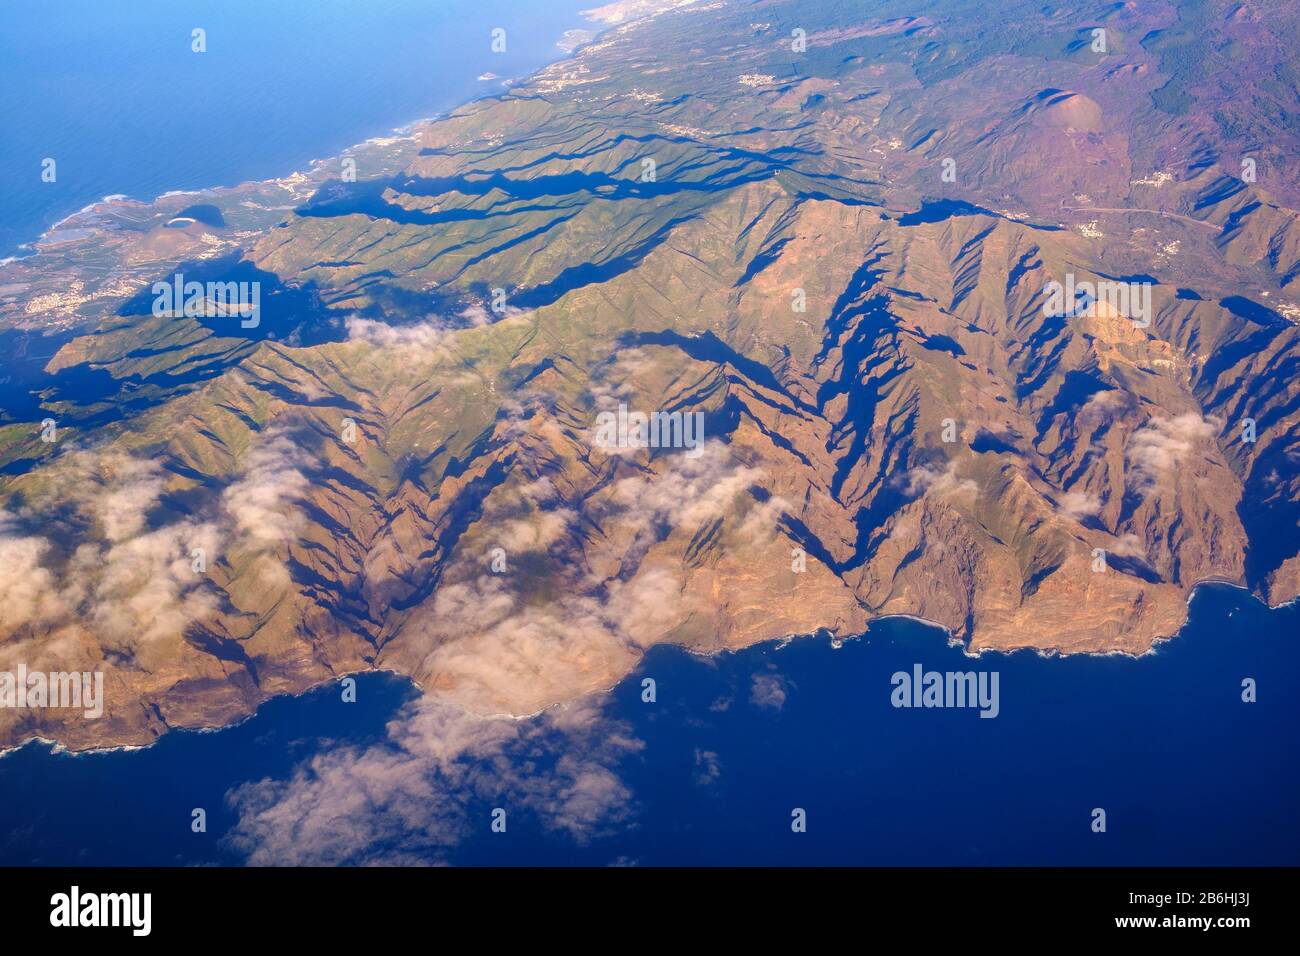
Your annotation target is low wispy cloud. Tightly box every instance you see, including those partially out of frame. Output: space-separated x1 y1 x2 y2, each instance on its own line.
1079 389 1127 426
0 431 314 667
224 696 639 865
345 304 522 357
345 315 453 353
602 440 765 560
749 671 793 710
1056 489 1103 521
903 460 977 498
400 438 781 717
692 748 722 787
1126 413 1218 492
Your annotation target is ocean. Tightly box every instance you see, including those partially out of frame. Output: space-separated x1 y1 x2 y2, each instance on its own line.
1 0 1297 870
0 0 593 258
1 584 1295 865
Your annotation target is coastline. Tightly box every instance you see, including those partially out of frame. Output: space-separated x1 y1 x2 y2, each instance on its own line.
0 0 707 759
0 3 618 263
1 0 1295 759
0 3 725 358
2 577 1291 761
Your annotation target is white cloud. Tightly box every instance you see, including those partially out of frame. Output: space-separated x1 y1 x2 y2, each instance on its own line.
1126 413 1218 492
496 508 575 552
0 522 64 634
345 315 452 352
903 460 977 498
750 671 792 710
0 429 313 661
1110 532 1145 558
224 695 638 865
1079 389 1127 425
222 434 309 547
404 438 788 715
1057 490 1102 520
693 749 722 787
603 440 762 556
417 576 639 716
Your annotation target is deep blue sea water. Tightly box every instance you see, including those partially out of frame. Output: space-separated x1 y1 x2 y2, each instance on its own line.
1 0 1296 869
1 585 1295 866
0 0 592 258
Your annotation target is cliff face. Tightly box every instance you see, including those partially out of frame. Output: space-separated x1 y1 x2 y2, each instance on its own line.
2 0 1299 751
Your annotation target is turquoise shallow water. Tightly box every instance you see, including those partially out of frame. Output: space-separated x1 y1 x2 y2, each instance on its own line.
0 0 593 257
1 585 1295 866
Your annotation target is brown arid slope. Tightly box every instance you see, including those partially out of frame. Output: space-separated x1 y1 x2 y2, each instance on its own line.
1 0 1298 751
